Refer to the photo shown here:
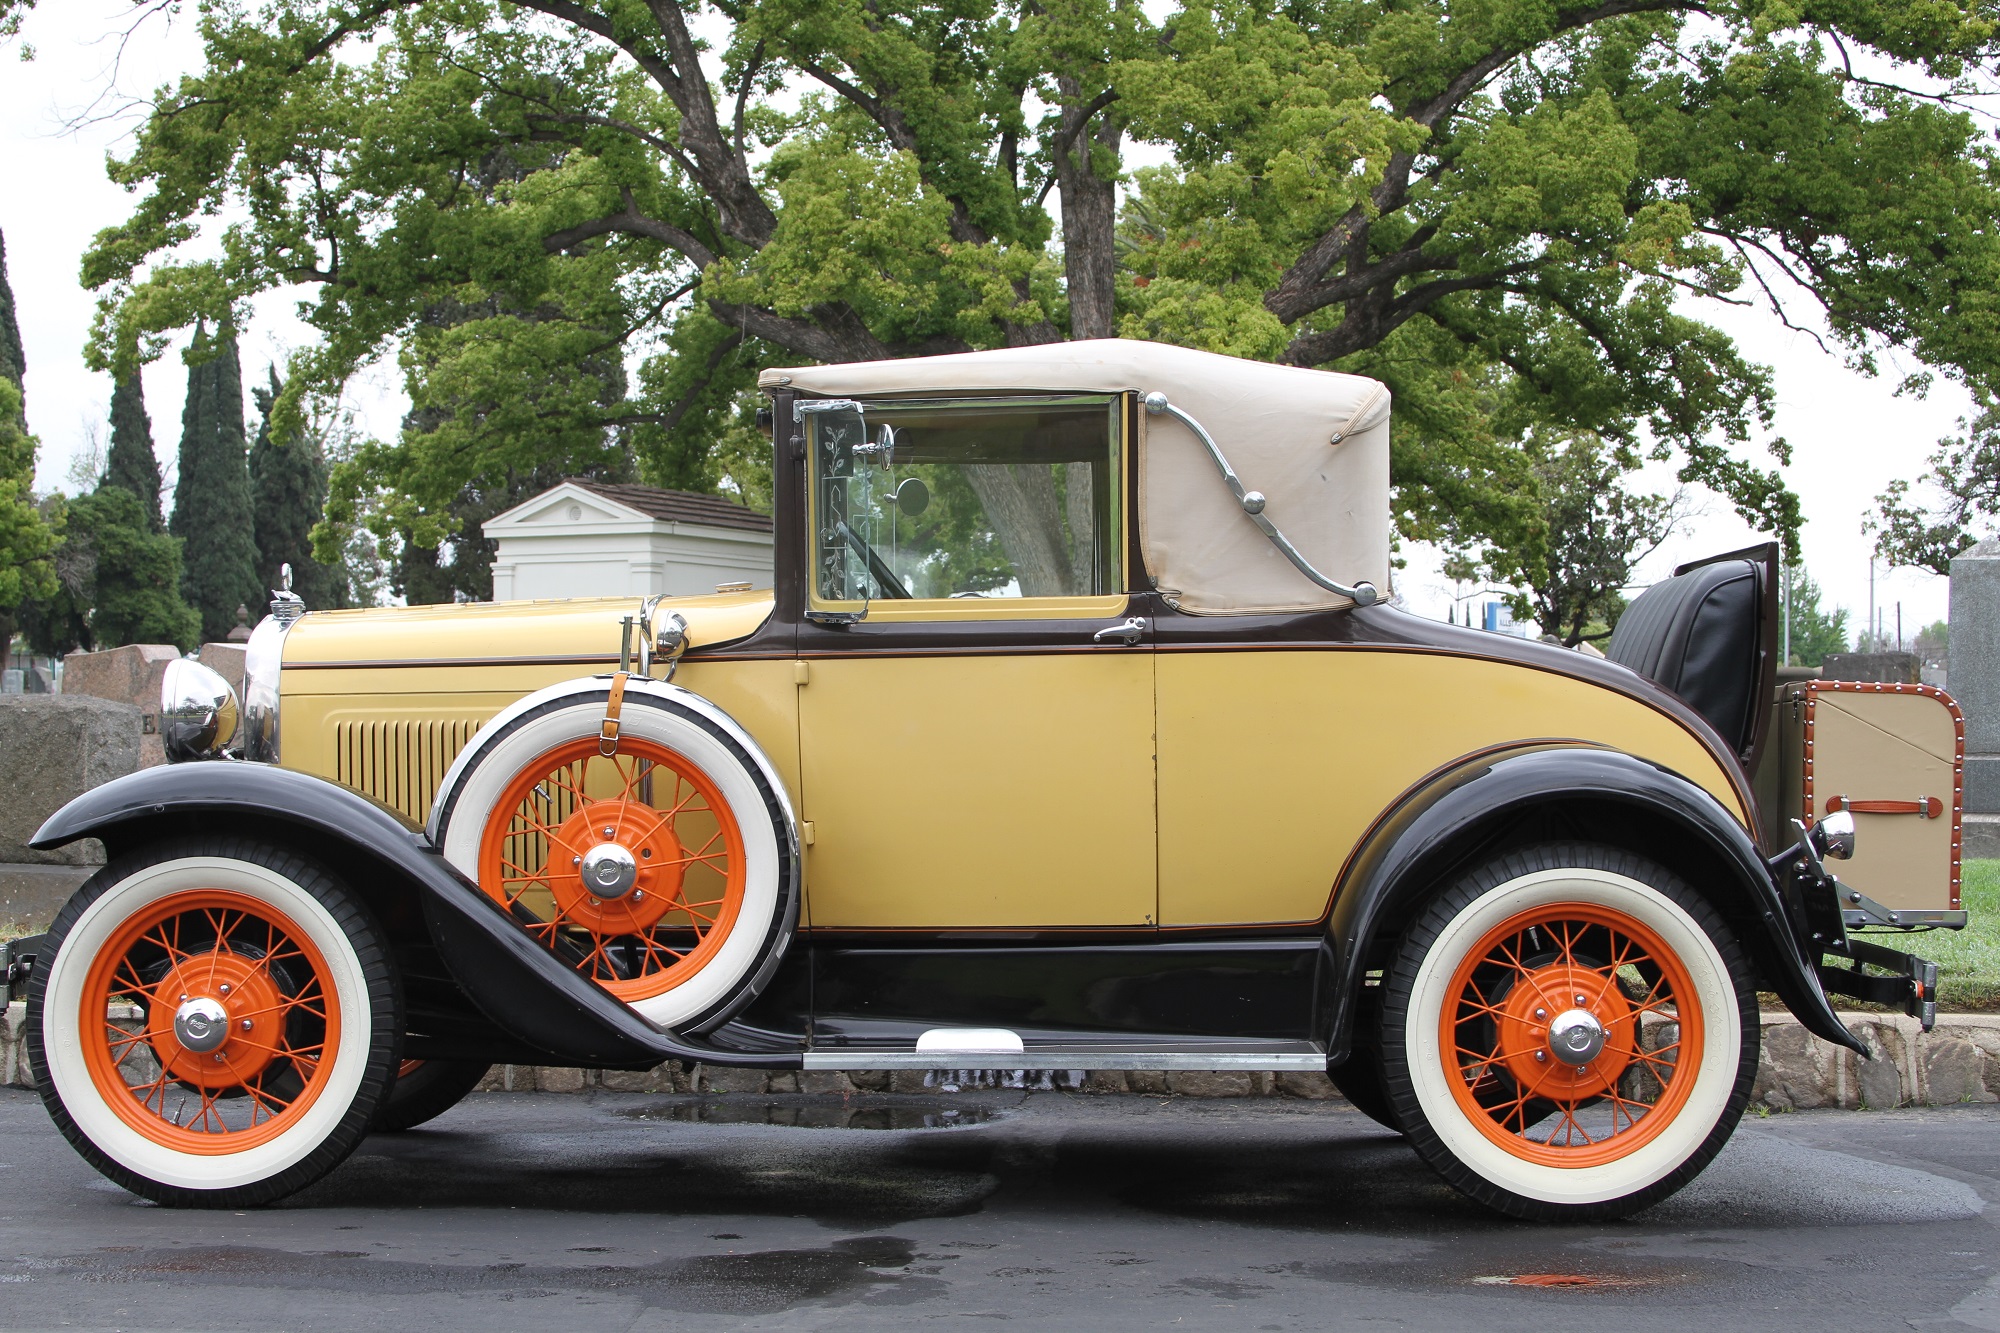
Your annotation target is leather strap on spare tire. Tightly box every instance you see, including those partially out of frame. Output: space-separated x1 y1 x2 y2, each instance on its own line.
598 671 629 756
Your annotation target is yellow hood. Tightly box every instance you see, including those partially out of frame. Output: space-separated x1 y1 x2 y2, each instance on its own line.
281 590 774 667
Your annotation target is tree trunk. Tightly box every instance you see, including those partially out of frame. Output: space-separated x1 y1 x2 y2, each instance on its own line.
1064 461 1096 592
963 464 1074 596
1055 83 1120 342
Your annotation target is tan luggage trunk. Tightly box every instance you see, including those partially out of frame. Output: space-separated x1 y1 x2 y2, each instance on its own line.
1776 681 1965 917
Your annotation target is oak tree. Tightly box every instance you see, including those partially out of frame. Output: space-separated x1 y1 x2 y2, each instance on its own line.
48 0 2000 584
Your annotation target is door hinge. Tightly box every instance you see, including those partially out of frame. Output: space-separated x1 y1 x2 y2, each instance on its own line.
800 821 816 846
794 660 810 686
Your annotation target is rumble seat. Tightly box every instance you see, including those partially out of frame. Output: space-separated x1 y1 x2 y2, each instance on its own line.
1607 557 1762 755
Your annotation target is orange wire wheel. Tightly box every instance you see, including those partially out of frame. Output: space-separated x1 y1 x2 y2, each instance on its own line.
1440 903 1703 1169
476 736 748 1001
78 889 341 1154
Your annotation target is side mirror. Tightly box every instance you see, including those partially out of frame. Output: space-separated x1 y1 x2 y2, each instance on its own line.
892 476 930 517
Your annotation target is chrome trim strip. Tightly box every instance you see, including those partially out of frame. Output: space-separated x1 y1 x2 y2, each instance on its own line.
1835 877 1966 930
286 653 624 670
801 1041 1326 1072
1142 391 1379 607
1846 909 1968 930
242 612 293 762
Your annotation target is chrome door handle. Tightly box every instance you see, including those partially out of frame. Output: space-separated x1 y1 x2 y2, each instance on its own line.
1092 617 1147 646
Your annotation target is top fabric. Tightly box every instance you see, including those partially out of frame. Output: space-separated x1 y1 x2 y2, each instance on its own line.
760 339 1391 615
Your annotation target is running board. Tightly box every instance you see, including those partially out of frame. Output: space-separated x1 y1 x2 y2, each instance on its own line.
801 1032 1326 1072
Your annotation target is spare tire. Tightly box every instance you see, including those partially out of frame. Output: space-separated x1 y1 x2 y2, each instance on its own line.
429 678 799 1034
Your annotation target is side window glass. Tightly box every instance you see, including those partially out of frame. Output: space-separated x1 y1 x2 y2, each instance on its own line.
810 396 1120 603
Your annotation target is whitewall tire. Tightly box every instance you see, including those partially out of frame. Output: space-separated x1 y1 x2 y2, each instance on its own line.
429 680 797 1033
1380 843 1758 1221
27 838 400 1208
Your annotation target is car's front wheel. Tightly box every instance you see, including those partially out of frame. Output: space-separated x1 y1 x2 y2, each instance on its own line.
27 838 401 1207
1380 843 1757 1221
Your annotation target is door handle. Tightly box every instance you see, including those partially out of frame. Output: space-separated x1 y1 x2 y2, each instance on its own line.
1092 617 1147 646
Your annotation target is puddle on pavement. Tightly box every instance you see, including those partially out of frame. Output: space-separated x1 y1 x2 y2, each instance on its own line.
617 1097 995 1130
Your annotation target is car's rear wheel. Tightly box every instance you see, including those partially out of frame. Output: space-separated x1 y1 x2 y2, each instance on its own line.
27 838 400 1208
1380 843 1757 1221
433 684 796 1033
370 1059 490 1133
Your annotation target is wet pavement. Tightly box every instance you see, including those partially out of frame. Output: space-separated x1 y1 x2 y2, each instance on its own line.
0 1086 1994 1330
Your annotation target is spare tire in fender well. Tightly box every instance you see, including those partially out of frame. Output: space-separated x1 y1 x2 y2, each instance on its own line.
1320 744 1860 1063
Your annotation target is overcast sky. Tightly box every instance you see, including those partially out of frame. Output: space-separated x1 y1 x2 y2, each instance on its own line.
0 1 1970 637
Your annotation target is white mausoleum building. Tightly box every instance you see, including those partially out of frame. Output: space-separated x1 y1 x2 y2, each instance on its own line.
483 480 775 601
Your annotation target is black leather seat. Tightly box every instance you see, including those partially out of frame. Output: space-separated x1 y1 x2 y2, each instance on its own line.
1607 558 1762 755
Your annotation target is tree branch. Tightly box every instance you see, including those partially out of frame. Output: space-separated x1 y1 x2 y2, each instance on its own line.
734 40 766 162
1033 88 1119 208
793 54 995 245
1281 260 1540 365
607 329 745 434
543 191 718 269
1268 0 1698 326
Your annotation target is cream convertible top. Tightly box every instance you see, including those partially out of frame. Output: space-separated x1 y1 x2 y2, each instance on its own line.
760 339 1391 615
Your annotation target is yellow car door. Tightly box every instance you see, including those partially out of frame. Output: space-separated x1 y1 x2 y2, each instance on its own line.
793 394 1157 929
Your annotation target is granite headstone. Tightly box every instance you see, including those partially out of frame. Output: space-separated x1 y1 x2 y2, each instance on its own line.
1949 537 2000 857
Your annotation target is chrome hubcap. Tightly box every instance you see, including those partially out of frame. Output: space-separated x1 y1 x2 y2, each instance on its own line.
579 842 640 899
1546 1008 1606 1067
173 997 230 1054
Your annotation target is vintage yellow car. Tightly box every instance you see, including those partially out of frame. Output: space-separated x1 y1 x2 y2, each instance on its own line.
10 340 1965 1221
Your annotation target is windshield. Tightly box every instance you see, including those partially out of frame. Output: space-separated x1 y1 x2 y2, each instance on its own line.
806 402 896 613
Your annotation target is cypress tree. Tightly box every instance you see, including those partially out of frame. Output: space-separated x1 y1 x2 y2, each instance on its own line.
77 487 201 649
170 322 261 642
104 372 165 529
249 367 338 608
0 229 24 414
0 230 56 633
19 488 201 655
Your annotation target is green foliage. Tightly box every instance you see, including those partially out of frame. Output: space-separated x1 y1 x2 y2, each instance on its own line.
104 373 165 530
1923 858 2000 1012
1783 565 1850 667
0 384 56 614
87 483 201 650
0 227 56 615
169 325 262 642
1495 433 1682 646
77 487 200 650
17 485 199 655
249 369 341 609
71 0 2000 588
1873 405 2000 573
0 229 23 400
15 493 84 656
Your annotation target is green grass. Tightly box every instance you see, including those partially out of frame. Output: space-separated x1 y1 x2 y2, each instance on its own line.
1924 858 2000 1012
1816 859 2000 1013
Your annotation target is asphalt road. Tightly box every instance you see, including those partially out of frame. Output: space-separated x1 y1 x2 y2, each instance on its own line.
0 1086 1995 1331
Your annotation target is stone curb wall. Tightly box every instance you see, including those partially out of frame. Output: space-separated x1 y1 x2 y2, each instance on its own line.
7 1003 1999 1109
